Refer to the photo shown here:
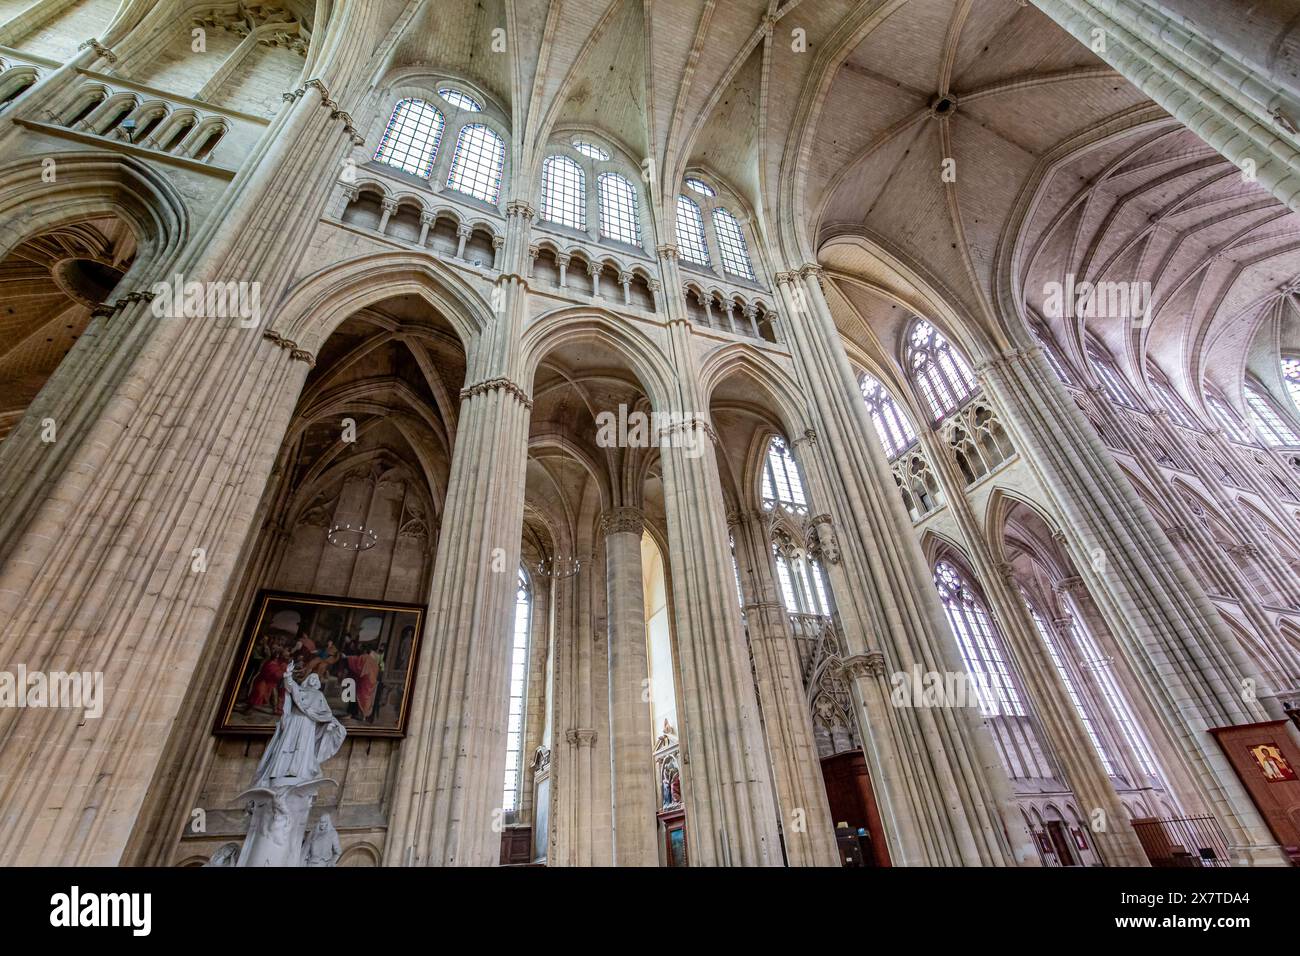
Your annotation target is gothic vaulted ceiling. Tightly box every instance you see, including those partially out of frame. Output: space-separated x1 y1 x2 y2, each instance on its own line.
380 0 1299 396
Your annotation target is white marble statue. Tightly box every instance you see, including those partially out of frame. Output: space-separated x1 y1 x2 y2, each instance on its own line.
251 667 346 789
235 664 346 866
203 842 241 867
301 814 342 867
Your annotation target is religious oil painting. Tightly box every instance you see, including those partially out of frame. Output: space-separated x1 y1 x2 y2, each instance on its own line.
216 590 424 737
1248 742 1297 783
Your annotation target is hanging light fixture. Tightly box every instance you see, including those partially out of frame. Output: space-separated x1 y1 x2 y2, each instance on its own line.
327 522 378 551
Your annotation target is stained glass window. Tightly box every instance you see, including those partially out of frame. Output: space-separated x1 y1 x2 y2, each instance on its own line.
439 87 482 112
761 436 808 512
1284 356 1300 415
1245 383 1300 446
598 172 641 245
908 320 978 422
675 195 710 266
1026 600 1114 775
374 98 444 178
1206 394 1254 443
934 561 1023 717
541 155 585 229
713 208 754 280
685 177 716 197
447 123 505 203
571 140 610 161
502 568 531 813
859 372 917 459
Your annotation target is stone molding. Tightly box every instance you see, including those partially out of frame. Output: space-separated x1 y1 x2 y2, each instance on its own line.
459 377 534 409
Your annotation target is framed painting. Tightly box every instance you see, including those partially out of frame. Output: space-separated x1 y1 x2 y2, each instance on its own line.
215 589 424 738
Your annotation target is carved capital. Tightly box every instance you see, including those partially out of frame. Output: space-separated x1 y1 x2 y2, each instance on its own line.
506 200 536 220
459 376 534 410
840 652 888 681
806 513 841 565
565 728 598 747
600 506 644 537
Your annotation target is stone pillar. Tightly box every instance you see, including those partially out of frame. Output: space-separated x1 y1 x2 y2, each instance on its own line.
979 345 1288 864
1152 0 1300 103
588 260 603 297
384 378 532 866
1031 0 1300 212
418 212 434 247
730 510 840 866
0 2 388 865
455 223 471 260
492 235 505 271
772 266 1033 866
654 243 782 865
618 270 633 306
377 197 396 235
556 253 570 288
601 506 657 865
910 411 1147 864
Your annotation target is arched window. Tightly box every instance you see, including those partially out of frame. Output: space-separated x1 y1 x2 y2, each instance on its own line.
1062 594 1159 778
684 177 715 197
933 561 1024 717
1284 356 1300 415
571 139 609 160
1206 393 1255 443
446 123 505 203
907 320 978 422
1245 383 1300 446
712 208 754 280
541 155 585 229
675 195 710 266
1033 328 1074 385
1025 600 1114 775
374 98 445 178
1087 345 1138 408
438 87 482 112
858 372 917 460
773 544 832 617
598 172 641 245
760 436 807 512
502 568 531 814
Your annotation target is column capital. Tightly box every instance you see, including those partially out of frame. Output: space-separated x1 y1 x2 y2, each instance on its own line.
459 376 534 410
1053 574 1086 595
506 200 536 221
840 652 889 681
656 243 679 260
600 506 644 537
565 728 599 747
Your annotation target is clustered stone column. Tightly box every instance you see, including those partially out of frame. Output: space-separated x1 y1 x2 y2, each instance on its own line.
1031 0 1300 212
601 505 658 866
773 265 1033 866
729 509 840 866
0 0 393 866
979 345 1287 864
654 242 782 865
